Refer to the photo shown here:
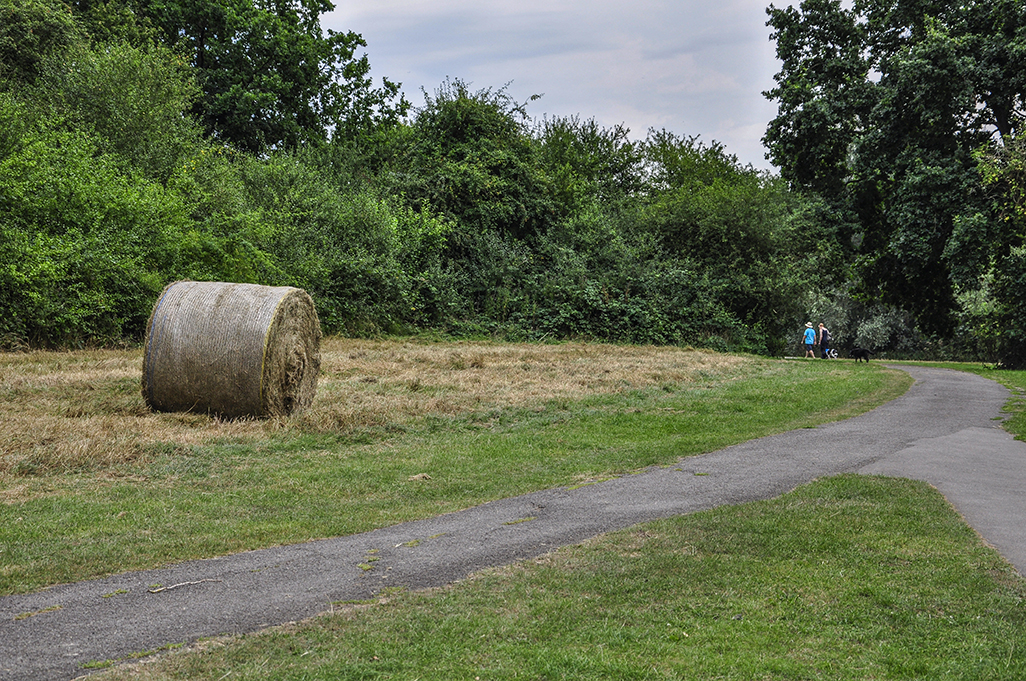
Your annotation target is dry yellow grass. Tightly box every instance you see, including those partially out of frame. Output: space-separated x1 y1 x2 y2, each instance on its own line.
0 338 753 481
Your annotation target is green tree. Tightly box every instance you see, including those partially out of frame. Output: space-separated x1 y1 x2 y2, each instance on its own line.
534 115 644 215
388 79 556 241
0 0 83 86
765 0 1026 336
39 41 202 182
0 103 194 345
130 0 408 152
377 80 563 327
977 136 1026 366
66 0 153 45
638 130 827 347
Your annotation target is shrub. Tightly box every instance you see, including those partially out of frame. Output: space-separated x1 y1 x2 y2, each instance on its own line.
994 246 1026 368
0 124 193 345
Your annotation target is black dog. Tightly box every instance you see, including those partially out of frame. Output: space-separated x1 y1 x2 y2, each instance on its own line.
851 347 874 363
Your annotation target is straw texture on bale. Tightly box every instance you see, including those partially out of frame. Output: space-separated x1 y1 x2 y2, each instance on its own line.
142 281 321 418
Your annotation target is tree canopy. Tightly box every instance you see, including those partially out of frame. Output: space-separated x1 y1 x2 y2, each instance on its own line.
64 0 410 152
0 0 82 85
7 0 1024 363
765 0 1026 340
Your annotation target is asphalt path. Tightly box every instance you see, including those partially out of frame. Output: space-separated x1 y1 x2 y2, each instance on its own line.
2 364 1025 680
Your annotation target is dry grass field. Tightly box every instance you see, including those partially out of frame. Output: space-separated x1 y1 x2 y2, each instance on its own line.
0 338 752 485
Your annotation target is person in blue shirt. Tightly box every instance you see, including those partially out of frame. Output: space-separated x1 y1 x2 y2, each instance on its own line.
803 322 817 358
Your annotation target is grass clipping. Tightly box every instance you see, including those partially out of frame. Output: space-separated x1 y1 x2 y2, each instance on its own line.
141 281 321 419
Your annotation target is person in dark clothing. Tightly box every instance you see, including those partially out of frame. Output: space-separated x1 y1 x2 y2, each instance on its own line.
818 323 832 359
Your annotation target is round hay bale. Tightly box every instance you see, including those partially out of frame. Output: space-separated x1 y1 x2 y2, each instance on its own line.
142 281 321 418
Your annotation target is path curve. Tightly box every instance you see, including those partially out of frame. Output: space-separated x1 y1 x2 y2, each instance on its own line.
2 365 1024 681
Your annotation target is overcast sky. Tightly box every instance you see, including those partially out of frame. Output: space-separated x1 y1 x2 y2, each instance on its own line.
323 0 789 171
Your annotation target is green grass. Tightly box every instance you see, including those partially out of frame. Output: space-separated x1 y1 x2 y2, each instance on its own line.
9 355 1026 679
1 359 907 595
93 475 1026 680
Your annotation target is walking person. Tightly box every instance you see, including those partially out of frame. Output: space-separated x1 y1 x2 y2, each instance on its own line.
803 322 816 358
818 323 832 359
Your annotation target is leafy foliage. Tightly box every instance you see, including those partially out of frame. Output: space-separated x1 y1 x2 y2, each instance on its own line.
765 0 1026 340
977 136 1026 366
129 0 409 152
0 0 83 85
0 105 191 344
6 0 981 359
638 131 835 351
39 40 201 182
535 114 644 212
385 79 557 241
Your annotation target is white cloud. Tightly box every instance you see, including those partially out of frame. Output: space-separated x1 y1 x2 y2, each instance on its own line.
323 0 784 169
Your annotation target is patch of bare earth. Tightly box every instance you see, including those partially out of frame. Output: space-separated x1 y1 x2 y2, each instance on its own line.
1 339 752 484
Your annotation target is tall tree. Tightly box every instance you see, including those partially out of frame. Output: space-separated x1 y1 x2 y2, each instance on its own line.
977 135 1026 365
126 0 408 152
0 0 83 86
764 0 1026 336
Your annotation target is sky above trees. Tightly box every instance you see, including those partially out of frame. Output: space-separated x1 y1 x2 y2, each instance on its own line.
323 0 789 170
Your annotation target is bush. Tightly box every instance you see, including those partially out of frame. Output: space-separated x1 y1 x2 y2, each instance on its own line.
384 79 557 241
240 152 455 335
39 41 202 183
0 123 193 345
994 246 1026 368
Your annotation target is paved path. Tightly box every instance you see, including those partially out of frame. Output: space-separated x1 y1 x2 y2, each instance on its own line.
2 365 1025 680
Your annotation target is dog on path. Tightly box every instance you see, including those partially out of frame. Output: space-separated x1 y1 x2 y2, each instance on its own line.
851 347 874 362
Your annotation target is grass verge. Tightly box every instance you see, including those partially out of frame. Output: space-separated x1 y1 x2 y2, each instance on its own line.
91 475 1026 680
